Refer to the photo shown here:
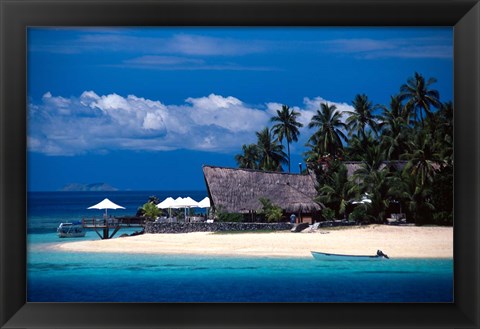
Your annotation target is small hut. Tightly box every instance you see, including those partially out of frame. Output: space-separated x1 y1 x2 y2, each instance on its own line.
202 165 323 223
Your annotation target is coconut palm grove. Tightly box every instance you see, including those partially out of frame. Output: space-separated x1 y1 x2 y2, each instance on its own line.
234 72 453 226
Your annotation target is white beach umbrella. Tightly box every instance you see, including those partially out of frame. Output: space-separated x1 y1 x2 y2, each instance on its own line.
157 197 176 209
351 193 372 205
362 193 372 203
172 197 185 209
87 198 125 217
352 200 372 205
176 197 199 208
197 197 211 208
157 196 176 217
173 197 198 220
352 198 372 205
197 197 211 220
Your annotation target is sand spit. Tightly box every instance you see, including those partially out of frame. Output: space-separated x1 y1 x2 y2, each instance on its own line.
55 225 453 259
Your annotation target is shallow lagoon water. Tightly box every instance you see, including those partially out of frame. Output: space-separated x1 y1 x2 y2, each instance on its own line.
28 247 453 302
27 192 453 303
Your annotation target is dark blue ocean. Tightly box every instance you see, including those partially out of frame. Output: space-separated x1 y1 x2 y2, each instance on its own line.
27 191 453 303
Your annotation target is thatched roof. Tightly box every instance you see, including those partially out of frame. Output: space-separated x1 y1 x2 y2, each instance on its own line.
203 165 323 213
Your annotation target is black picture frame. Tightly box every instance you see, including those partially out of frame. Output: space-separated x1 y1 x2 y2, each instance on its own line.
1 0 479 328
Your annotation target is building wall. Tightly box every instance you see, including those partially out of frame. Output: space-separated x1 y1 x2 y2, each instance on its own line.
145 222 293 233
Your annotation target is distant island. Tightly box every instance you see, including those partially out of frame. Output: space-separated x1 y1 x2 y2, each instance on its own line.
60 183 119 192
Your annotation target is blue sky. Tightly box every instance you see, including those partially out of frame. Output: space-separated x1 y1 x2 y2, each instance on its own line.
27 27 453 191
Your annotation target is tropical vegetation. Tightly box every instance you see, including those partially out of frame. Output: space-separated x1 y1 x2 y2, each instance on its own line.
140 201 161 221
234 72 453 226
259 197 284 222
270 105 303 172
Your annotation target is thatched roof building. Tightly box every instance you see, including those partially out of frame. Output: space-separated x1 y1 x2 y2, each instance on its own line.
203 165 323 213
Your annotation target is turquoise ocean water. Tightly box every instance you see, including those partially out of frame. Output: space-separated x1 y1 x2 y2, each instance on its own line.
27 191 453 303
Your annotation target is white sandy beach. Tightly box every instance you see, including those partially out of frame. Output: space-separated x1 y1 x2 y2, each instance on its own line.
55 225 453 258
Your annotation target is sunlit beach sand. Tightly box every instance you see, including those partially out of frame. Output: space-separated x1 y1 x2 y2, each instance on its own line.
55 225 453 258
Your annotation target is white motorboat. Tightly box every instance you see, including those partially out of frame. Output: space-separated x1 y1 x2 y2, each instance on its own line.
57 222 86 238
311 250 389 261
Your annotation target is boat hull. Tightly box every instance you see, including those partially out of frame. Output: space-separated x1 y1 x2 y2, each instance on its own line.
57 222 86 238
58 232 86 238
311 251 386 261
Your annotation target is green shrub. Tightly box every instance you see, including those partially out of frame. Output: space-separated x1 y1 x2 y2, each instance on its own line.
322 207 336 221
217 212 244 222
348 206 367 223
266 206 283 222
432 211 453 226
141 202 160 221
259 198 284 222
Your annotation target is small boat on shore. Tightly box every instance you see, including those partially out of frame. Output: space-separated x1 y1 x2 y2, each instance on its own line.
57 222 86 238
311 250 389 261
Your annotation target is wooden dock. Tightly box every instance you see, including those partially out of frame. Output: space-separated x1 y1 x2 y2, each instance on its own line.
82 217 144 239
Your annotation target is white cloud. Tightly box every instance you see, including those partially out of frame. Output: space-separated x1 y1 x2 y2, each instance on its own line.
186 94 270 133
302 97 352 117
263 98 354 153
30 30 277 71
28 92 266 155
361 45 452 59
267 97 352 128
265 102 302 117
166 34 265 56
326 38 396 53
89 93 132 111
323 37 452 60
186 94 242 109
29 91 169 155
31 31 266 57
124 55 205 66
142 112 166 130
28 91 355 156
42 92 71 114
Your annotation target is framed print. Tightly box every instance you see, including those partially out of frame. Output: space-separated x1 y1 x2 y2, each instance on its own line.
1 0 479 328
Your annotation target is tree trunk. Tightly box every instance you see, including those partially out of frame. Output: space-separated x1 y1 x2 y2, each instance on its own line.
287 141 291 173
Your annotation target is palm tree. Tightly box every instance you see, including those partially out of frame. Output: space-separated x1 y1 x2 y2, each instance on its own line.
439 101 453 129
304 133 321 160
141 202 160 221
361 169 392 223
401 131 444 188
359 143 385 171
427 101 453 164
270 105 303 172
255 127 288 171
388 171 435 225
439 101 453 164
307 102 348 158
303 133 323 169
351 143 386 197
399 72 440 126
430 163 453 224
345 94 379 141
350 144 390 222
378 95 410 160
235 144 259 169
316 162 359 218
345 132 378 161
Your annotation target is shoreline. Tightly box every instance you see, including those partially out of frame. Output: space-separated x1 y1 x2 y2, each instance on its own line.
53 225 453 259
